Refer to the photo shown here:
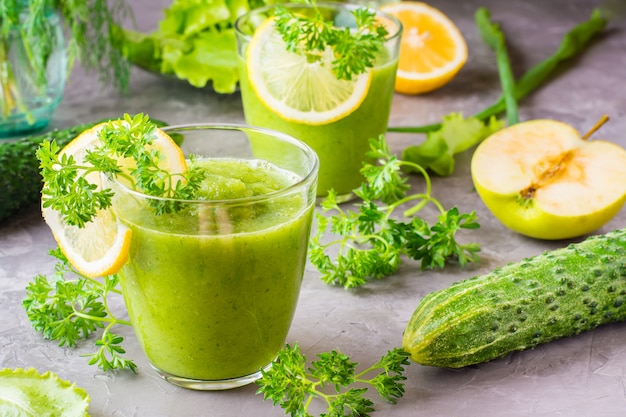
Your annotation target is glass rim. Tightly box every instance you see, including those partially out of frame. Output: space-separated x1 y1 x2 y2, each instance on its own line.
234 1 403 41
110 122 319 205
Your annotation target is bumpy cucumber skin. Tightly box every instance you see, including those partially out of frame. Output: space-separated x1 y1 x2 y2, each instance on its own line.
403 229 626 368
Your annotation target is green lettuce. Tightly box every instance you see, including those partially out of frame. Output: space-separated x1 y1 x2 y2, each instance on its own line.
0 368 90 416
113 0 278 94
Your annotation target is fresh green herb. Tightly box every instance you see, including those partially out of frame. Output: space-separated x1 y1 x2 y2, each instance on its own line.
388 9 607 134
37 113 205 228
22 247 136 372
274 0 388 81
475 7 519 126
257 343 410 417
401 112 504 177
1 0 132 124
309 135 481 289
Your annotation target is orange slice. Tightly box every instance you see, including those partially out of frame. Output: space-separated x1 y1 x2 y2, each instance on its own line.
42 121 186 278
380 1 468 95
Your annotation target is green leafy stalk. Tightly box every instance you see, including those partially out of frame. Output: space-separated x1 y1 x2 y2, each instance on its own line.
475 7 518 126
22 248 136 372
37 113 205 228
274 0 388 81
309 135 481 289
257 343 410 417
387 8 607 134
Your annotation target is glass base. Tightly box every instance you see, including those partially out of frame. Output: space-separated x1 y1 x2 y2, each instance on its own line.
151 362 272 391
0 101 59 139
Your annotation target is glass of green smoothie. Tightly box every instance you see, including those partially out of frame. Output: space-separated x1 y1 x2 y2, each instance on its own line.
235 2 402 202
109 124 318 390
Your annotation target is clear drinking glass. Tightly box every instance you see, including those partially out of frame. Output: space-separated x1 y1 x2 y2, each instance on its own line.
109 124 318 390
235 2 402 202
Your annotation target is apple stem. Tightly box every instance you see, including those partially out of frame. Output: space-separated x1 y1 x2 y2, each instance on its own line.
582 114 610 141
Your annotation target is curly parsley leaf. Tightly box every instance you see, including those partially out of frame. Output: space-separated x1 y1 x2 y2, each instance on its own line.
38 113 206 228
23 248 136 372
257 343 410 417
274 0 388 81
310 135 481 289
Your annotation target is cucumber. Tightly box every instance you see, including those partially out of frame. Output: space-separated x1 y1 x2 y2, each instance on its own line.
0 118 168 223
402 228 626 368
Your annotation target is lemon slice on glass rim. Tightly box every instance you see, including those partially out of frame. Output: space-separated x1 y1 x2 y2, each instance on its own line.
42 122 186 278
246 17 373 126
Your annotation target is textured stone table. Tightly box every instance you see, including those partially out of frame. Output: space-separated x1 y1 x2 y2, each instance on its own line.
2 0 626 416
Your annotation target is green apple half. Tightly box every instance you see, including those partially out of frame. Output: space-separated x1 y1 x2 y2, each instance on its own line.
471 119 626 240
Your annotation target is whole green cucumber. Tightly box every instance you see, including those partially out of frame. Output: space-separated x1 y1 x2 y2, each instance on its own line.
0 118 168 223
403 228 626 368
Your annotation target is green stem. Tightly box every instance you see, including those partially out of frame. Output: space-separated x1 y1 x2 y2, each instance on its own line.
398 160 432 194
475 7 518 125
386 193 445 218
73 310 131 327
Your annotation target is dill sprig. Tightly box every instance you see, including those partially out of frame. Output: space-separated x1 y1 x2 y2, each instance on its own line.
0 0 132 103
274 0 389 80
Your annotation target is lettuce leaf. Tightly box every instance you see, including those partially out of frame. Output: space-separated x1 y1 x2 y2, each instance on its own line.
113 0 278 94
0 368 90 417
401 113 504 176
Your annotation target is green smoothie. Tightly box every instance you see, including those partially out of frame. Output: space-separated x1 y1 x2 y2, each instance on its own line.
239 58 398 198
112 158 314 381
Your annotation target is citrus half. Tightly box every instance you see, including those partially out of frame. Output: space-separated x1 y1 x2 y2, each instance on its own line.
246 17 373 125
380 1 467 95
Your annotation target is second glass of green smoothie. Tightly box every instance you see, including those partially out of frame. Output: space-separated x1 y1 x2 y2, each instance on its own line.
109 124 318 390
235 2 402 202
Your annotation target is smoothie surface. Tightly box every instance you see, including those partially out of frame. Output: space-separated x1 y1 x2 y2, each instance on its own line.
115 158 305 234
194 158 299 200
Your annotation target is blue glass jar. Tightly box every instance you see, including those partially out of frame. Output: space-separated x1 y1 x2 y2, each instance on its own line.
0 4 67 138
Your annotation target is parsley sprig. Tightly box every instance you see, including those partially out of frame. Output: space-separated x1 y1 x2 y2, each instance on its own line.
23 248 136 372
274 0 388 80
309 135 481 289
257 343 410 417
37 113 206 228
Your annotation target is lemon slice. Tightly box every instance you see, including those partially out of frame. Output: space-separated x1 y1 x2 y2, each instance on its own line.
246 17 373 125
380 1 467 95
42 122 186 278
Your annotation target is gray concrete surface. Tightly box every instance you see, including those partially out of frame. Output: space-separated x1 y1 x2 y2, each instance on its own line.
2 0 626 416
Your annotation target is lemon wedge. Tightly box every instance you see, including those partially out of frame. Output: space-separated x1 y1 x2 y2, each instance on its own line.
246 17 373 125
42 122 186 278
